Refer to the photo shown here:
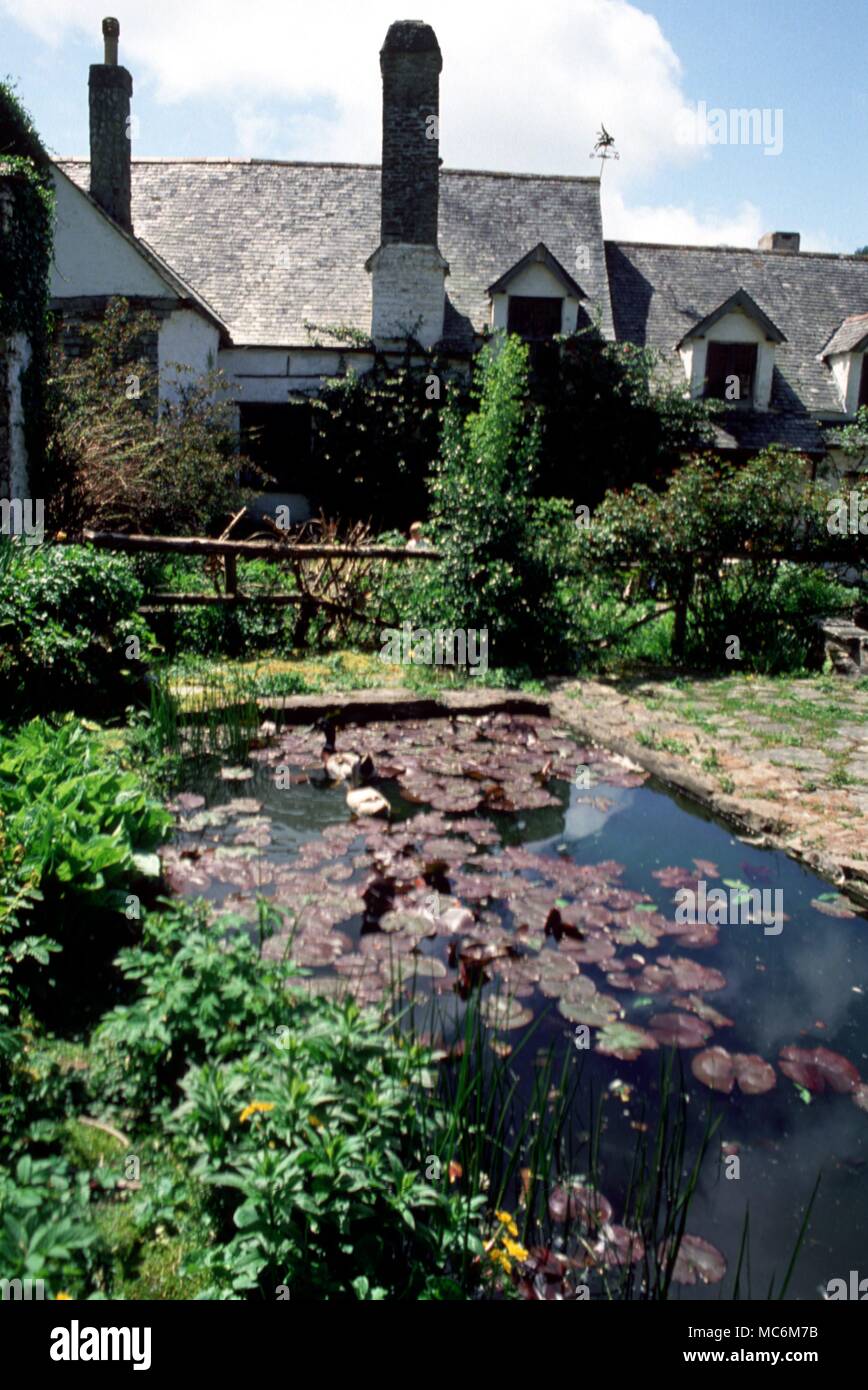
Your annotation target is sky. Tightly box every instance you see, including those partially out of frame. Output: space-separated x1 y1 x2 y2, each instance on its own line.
1 0 866 252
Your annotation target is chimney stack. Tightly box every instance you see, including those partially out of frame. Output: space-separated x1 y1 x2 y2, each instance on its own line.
89 17 133 233
758 231 800 253
380 20 441 244
366 20 448 350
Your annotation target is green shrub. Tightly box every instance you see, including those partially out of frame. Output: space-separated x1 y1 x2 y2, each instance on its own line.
0 541 154 716
580 450 849 671
47 297 257 535
0 718 170 1027
384 336 581 672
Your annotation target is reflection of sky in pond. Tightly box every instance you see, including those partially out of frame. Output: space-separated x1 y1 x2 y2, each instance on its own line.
176 758 868 1300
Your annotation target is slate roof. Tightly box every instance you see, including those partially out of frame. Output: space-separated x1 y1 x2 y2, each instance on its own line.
820 312 868 358
56 159 613 350
606 241 868 449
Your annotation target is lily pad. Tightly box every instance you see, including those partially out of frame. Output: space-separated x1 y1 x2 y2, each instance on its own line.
480 995 534 1031
661 1234 727 1286
648 1012 713 1049
778 1045 860 1095
219 766 254 782
548 1183 613 1227
595 1022 659 1060
810 895 857 919
692 1047 776 1096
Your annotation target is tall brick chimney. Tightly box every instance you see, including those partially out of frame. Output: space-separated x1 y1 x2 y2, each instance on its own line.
89 17 133 233
366 20 448 349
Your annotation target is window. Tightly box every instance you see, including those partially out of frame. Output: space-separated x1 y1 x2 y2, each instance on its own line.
859 355 868 410
507 296 563 340
704 341 758 402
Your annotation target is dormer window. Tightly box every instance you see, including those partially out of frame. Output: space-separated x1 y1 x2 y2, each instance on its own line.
704 342 758 402
488 243 586 340
819 315 868 415
676 288 785 412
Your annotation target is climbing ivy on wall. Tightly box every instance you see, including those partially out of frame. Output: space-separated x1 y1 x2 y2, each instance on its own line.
0 82 55 492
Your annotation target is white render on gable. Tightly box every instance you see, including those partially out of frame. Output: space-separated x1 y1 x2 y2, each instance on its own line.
50 166 171 300
824 350 865 415
680 309 776 410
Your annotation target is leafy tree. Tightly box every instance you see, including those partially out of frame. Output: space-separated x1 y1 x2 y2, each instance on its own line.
46 297 257 534
408 334 579 671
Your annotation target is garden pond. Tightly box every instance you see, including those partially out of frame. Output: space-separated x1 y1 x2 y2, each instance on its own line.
160 711 868 1300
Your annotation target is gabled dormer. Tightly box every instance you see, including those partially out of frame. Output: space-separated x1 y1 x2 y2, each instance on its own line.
676 287 786 410
488 243 586 339
819 314 868 415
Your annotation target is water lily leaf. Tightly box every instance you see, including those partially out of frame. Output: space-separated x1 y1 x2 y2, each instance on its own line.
480 996 534 1030
378 910 437 938
593 1225 645 1268
168 792 205 812
851 1084 868 1113
648 1012 713 1049
548 1183 613 1227
661 1234 726 1286
778 1046 861 1095
558 993 622 1026
595 1022 659 1060
731 1053 776 1095
691 1047 735 1094
810 895 856 919
220 766 254 782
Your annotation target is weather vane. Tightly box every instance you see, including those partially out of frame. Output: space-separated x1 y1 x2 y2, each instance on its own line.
590 124 619 175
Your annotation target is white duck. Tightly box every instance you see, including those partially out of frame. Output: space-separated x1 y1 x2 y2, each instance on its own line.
345 785 390 818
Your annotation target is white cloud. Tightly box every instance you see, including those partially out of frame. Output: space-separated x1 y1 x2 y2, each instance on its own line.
1 0 812 244
603 185 765 248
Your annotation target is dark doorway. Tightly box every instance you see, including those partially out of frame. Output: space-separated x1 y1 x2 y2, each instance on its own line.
239 401 312 490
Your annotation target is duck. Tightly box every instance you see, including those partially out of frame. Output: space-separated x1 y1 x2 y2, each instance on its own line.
313 711 375 786
345 785 390 818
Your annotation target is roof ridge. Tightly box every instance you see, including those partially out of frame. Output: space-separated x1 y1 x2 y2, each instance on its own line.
56 155 599 183
606 238 866 262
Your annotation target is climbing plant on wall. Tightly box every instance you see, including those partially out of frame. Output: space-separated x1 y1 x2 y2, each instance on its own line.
0 82 55 493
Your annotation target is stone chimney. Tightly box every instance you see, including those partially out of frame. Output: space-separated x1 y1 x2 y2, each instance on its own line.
366 20 448 349
758 231 800 253
89 17 133 233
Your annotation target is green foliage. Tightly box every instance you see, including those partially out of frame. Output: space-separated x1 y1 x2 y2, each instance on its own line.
826 404 868 470
0 540 153 716
579 450 846 670
0 718 170 1031
394 335 581 671
47 298 257 535
307 339 467 530
533 330 716 507
0 1154 101 1298
0 82 55 489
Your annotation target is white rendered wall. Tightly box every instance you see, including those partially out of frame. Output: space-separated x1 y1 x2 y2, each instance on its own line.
50 166 171 299
158 310 220 405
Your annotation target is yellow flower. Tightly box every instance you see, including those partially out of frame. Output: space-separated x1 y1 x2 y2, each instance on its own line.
308 1114 323 1129
239 1100 275 1124
503 1237 529 1262
487 1248 510 1272
55 1292 73 1300
495 1210 519 1238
